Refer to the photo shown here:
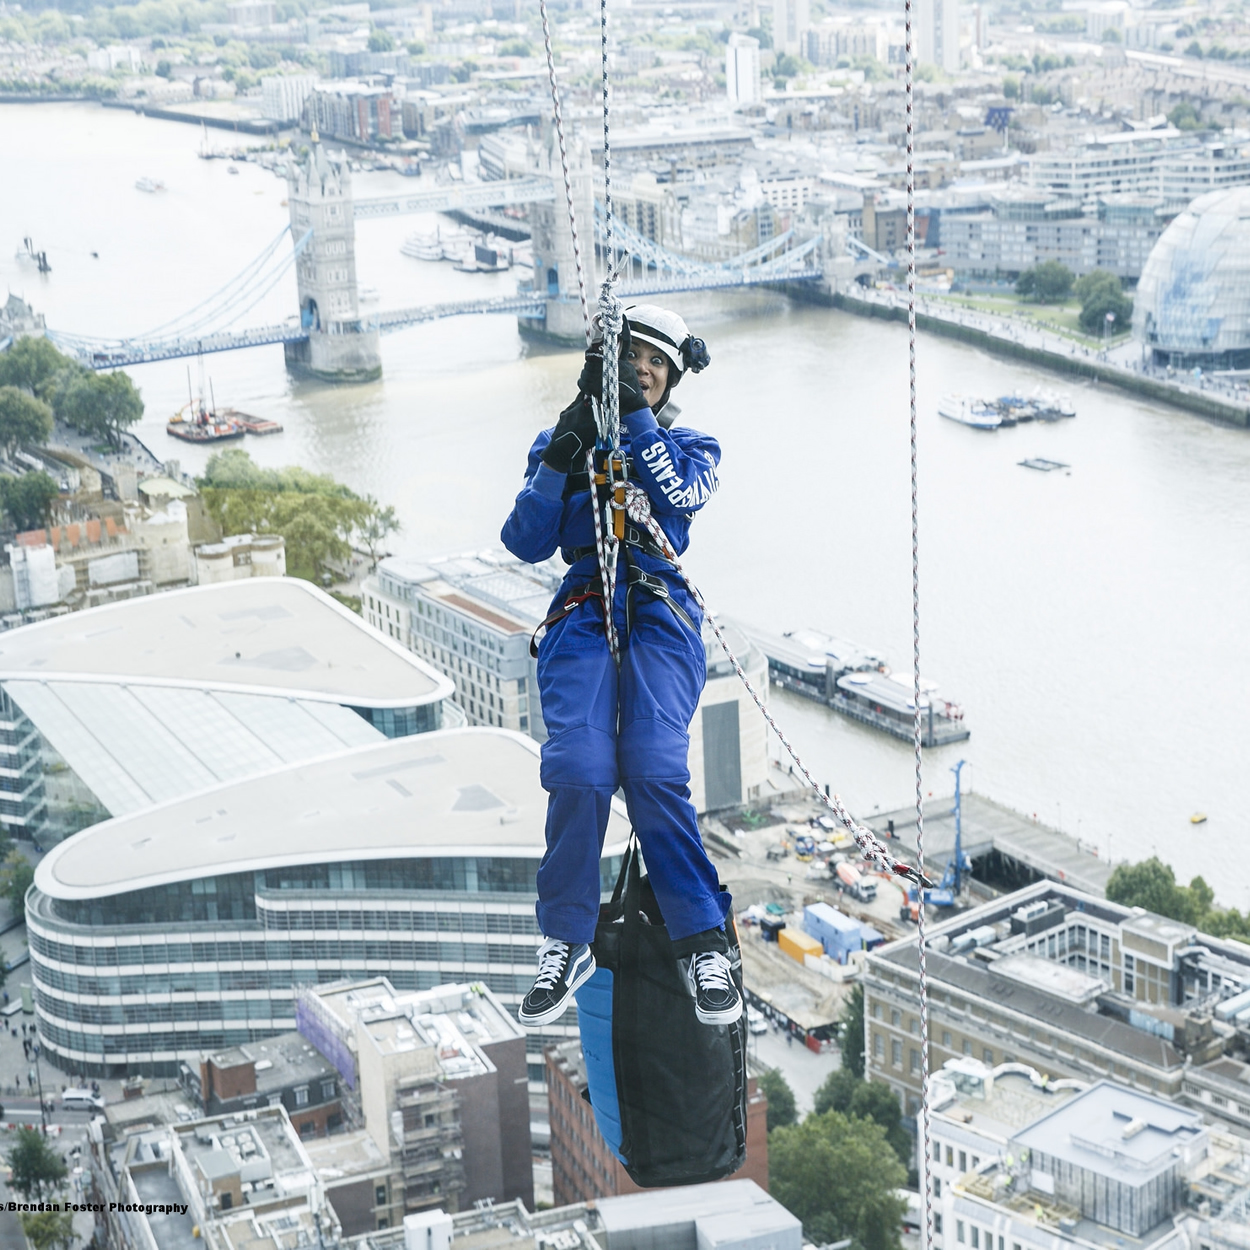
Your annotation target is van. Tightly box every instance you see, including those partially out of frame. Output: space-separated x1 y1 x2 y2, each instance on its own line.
61 1088 104 1113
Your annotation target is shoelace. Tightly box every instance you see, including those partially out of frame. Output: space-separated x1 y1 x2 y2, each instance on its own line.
692 950 733 994
533 938 572 990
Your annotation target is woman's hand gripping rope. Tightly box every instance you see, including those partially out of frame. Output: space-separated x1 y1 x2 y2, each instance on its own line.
618 482 935 890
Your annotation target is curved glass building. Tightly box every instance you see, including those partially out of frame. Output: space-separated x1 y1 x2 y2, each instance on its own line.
0 579 456 846
29 728 630 1079
1133 185 1250 370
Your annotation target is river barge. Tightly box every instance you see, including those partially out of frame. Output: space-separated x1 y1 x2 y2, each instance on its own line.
750 626 970 747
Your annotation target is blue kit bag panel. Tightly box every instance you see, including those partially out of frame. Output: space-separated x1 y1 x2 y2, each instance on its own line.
574 967 626 1163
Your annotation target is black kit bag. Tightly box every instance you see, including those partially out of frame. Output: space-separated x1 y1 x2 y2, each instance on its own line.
587 838 749 1189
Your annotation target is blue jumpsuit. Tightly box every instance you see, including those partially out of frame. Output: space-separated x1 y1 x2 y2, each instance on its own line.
501 403 730 946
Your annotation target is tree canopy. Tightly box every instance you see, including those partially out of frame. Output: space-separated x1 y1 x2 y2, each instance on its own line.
6 1127 68 1201
1015 260 1074 303
0 337 68 394
0 472 59 531
770 1110 908 1249
198 450 380 583
58 370 144 448
0 850 35 922
840 982 866 1077
813 1071 912 1166
1107 856 1250 940
757 1067 798 1132
0 386 53 456
1075 269 1133 335
20 1211 75 1250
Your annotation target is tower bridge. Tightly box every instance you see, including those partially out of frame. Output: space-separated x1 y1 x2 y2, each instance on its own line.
46 137 824 380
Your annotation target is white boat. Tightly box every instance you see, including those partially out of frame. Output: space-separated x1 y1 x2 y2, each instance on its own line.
135 177 166 193
359 287 380 303
401 231 443 261
938 394 1001 430
1031 388 1076 419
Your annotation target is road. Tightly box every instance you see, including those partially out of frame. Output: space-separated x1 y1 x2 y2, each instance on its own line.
751 1025 840 1117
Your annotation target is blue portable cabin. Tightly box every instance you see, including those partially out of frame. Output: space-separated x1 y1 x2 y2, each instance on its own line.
858 923 885 952
803 902 862 962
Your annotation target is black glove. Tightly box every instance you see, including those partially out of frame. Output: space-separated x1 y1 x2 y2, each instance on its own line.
577 352 647 415
541 395 598 474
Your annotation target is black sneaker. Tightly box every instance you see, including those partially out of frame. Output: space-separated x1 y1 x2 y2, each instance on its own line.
517 938 596 1027
682 950 743 1026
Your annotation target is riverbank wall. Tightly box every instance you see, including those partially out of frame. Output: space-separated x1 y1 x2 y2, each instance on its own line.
788 283 1250 429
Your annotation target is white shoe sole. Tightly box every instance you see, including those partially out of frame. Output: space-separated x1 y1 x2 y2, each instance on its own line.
517 952 597 1028
695 997 744 1026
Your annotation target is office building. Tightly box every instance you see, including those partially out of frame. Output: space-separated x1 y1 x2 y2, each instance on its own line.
939 191 1166 278
351 1181 802 1250
1134 184 1250 370
545 1039 770 1205
726 34 762 110
29 728 630 1077
1028 132 1250 206
0 579 454 845
362 550 771 813
917 0 961 74
308 83 397 144
935 1080 1217 1250
773 0 810 54
92 1104 342 1250
261 73 317 123
298 977 532 1221
863 880 1249 1123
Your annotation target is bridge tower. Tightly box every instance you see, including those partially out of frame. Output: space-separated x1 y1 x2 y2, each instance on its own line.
527 124 597 343
285 139 382 383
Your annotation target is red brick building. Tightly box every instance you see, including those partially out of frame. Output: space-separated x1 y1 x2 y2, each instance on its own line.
545 1041 769 1206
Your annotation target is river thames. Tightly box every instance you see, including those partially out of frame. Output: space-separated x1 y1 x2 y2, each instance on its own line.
2 102 1247 902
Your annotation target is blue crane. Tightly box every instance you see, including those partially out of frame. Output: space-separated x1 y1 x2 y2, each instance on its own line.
908 759 972 910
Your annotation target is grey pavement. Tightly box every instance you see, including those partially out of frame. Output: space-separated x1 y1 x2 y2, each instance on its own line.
750 1024 840 1118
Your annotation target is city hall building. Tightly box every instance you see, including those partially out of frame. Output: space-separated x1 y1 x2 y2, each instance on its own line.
29 728 630 1078
0 578 456 846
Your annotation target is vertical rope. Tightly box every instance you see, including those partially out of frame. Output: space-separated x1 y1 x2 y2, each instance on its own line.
903 1 932 1249
537 0 592 342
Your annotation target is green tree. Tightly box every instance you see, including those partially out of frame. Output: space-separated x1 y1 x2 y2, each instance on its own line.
358 498 401 571
0 337 71 394
1003 75 1019 98
1078 287 1133 335
368 26 395 51
1015 260 1074 303
0 850 35 919
0 472 59 531
0 387 53 456
1106 856 1194 921
840 982 866 1077
20 1210 75 1250
757 1067 798 1132
1186 40 1203 57
6 1127 68 1201
814 1066 860 1116
771 1110 907 1248
60 370 143 448
1074 269 1121 306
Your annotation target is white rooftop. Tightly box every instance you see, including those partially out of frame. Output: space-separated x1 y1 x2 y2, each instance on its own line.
0 578 450 706
36 728 631 899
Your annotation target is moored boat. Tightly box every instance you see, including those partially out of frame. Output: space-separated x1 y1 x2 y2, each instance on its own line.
938 395 1001 429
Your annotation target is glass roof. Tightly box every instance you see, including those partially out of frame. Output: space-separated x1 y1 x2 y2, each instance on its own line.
5 679 382 818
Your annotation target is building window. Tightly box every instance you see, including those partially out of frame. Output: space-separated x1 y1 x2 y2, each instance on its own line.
946 1146 954 1167
875 1033 885 1059
942 1030 952 1048
892 1039 903 1068
375 1185 387 1205
957 1221 965 1244
959 1150 967 1172
935 1214 943 1235
321 1080 335 1100
972 1228 980 1249
870 1001 880 1019
935 1178 942 1197
933 1140 941 1162
911 1048 921 1075
294 1086 309 1106
962 1039 973 1056
891 1008 901 1027
983 1048 993 1065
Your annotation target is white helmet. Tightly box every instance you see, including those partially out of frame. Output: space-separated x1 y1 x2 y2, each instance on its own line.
624 304 710 383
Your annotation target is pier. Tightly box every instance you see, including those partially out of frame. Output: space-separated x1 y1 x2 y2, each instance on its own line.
868 792 1113 898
